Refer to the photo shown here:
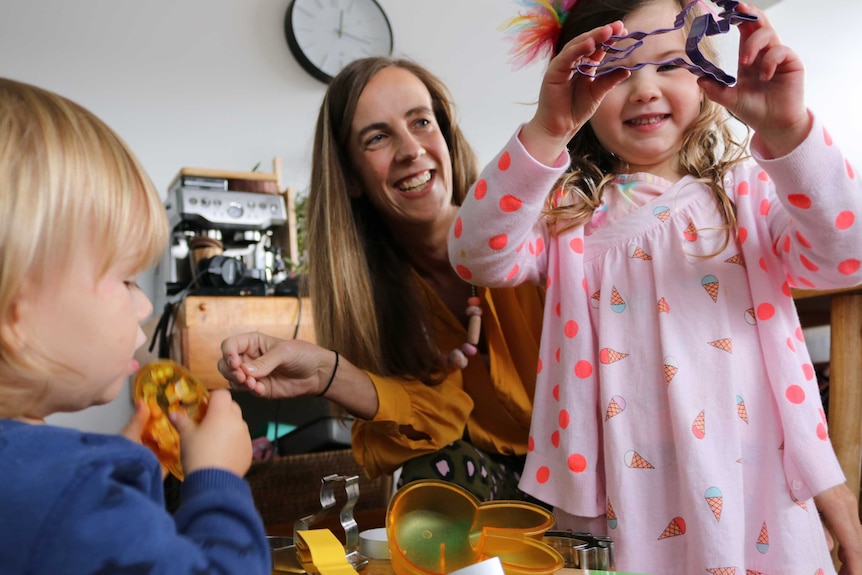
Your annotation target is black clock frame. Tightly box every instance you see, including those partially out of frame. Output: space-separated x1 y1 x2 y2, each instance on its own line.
283 0 394 84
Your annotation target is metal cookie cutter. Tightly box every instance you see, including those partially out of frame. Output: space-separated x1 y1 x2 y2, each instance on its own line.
294 474 368 571
542 531 615 571
576 0 757 86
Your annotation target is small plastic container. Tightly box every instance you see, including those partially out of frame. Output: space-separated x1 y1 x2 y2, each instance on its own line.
385 480 563 575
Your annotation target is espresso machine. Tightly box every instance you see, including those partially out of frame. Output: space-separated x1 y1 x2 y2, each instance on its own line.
153 171 289 308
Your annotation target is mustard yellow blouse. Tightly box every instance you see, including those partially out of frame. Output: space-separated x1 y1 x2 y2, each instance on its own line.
351 281 545 479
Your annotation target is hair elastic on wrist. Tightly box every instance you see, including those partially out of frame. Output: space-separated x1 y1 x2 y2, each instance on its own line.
317 350 339 397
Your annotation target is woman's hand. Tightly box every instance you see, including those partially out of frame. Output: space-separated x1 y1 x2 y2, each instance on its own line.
218 332 379 419
698 2 810 158
815 484 862 574
520 20 629 166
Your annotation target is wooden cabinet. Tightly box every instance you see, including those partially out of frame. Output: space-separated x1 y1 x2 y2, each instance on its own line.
171 295 316 390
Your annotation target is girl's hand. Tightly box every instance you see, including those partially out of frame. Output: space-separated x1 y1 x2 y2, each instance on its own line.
698 2 810 157
218 332 331 398
815 484 862 574
520 20 630 166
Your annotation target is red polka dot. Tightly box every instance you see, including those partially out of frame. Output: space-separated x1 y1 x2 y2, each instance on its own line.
474 179 487 200
574 360 593 379
737 181 750 196
489 234 508 250
760 199 771 216
570 237 584 253
782 236 791 253
738 227 748 244
536 466 550 484
847 159 856 180
756 303 775 320
552 383 559 401
528 242 535 255
582 278 588 293
537 358 543 374
568 453 588 473
796 327 805 342
786 337 796 352
564 320 579 338
555 302 561 317
528 436 535 451
759 257 768 272
802 363 815 381
800 254 819 272
551 430 560 447
839 259 861 275
781 282 792 298
555 347 561 363
535 237 545 256
758 171 770 182
788 194 812 209
798 277 815 288
515 241 525 253
498 151 511 171
823 127 833 146
456 265 472 280
786 385 806 404
505 264 520 280
836 211 855 230
795 231 811 249
559 410 570 429
500 195 523 212
817 422 828 440
454 217 463 238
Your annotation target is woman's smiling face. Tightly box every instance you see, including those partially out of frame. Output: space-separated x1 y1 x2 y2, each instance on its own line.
348 65 455 231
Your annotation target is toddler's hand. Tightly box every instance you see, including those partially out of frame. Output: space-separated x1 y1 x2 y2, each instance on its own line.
119 400 150 444
173 389 253 478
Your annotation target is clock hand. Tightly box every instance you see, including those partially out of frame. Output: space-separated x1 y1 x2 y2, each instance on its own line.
338 29 371 44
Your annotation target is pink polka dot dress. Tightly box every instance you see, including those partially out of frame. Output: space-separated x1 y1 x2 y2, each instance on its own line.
448 116 862 575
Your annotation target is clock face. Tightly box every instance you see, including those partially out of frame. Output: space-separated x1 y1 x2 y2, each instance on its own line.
285 0 394 83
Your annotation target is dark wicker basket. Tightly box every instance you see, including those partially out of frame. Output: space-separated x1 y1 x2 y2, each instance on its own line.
244 448 392 528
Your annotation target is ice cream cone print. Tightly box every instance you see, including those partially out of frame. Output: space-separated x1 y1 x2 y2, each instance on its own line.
745 571 764 575
653 205 671 222
607 499 618 529
692 410 706 439
744 308 757 325
704 487 722 521
624 450 654 469
708 338 733 353
600 348 629 364
658 516 686 539
701 274 720 302
756 521 769 554
684 220 698 241
725 253 745 266
628 244 652 260
610 286 626 313
707 569 738 575
736 395 749 423
605 395 627 421
792 496 808 510
657 297 670 313
590 290 601 309
664 356 679 384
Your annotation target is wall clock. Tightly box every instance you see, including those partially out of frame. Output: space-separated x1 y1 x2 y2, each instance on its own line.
284 0 394 84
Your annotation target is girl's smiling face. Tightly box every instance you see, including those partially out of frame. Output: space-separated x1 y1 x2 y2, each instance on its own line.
589 0 704 181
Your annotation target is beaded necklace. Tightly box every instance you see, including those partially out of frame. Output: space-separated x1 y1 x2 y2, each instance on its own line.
441 285 482 370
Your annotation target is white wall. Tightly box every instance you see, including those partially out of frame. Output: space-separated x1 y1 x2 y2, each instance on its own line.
1 0 857 433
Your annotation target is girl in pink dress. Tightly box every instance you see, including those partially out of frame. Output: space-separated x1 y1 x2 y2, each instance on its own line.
448 0 862 572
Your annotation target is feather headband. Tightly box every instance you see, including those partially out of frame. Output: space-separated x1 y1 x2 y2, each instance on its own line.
502 0 578 68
